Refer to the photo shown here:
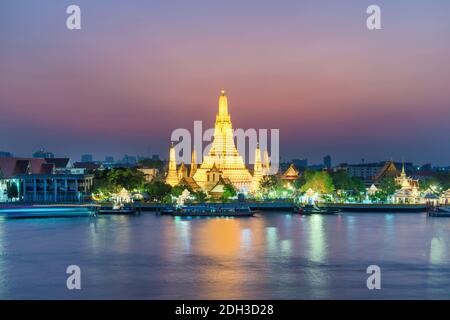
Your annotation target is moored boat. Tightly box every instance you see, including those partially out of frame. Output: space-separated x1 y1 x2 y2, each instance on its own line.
170 205 255 217
98 207 136 215
293 204 339 215
326 203 426 212
428 206 450 217
0 204 96 219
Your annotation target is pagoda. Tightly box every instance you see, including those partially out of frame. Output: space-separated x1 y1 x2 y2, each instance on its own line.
192 90 253 191
165 143 179 187
166 90 265 193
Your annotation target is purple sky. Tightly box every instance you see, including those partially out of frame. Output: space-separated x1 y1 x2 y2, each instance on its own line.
1 0 449 165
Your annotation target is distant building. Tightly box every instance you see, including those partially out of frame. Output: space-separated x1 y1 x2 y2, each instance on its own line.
0 157 93 203
105 156 114 162
292 158 308 169
340 161 413 183
81 154 93 163
138 168 159 182
121 155 137 166
151 154 160 161
323 155 331 169
74 162 104 174
33 149 54 158
0 151 13 158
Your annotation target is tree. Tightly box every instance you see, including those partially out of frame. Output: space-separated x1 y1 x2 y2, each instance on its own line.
6 182 19 200
171 185 185 198
107 168 145 191
192 190 207 203
300 171 334 195
259 175 282 198
221 184 237 201
373 177 401 203
144 180 172 202
331 170 354 191
138 158 164 170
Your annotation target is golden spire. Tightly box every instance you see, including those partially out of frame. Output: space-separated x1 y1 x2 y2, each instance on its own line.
190 149 197 177
166 143 179 186
218 89 229 117
263 149 270 175
251 143 263 193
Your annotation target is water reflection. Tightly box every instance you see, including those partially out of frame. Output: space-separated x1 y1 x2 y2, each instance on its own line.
0 220 7 296
430 237 447 265
308 215 327 263
2 212 450 299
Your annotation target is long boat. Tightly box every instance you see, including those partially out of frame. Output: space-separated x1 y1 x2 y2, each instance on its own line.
165 205 255 217
0 204 97 219
325 203 427 212
293 205 340 215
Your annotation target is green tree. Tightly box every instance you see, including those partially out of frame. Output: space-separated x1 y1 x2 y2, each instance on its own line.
221 184 237 201
6 182 19 200
372 177 401 203
144 180 172 202
192 190 207 203
171 185 185 198
300 171 334 195
331 170 354 191
259 175 282 198
107 168 145 191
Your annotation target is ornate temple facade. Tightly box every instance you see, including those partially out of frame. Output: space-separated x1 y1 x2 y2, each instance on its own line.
392 164 421 204
166 90 270 194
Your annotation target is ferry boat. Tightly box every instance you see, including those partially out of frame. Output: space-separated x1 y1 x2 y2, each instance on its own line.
293 204 340 215
0 204 97 219
164 205 255 217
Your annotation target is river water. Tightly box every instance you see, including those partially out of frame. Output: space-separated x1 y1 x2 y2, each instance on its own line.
1 211 449 299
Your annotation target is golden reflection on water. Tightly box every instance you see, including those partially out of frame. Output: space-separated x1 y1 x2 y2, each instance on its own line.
178 217 265 299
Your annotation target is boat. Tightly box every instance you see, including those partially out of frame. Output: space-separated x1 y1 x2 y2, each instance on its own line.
98 207 136 215
0 204 96 219
326 203 427 212
293 204 339 215
170 205 255 217
159 206 176 215
428 206 450 217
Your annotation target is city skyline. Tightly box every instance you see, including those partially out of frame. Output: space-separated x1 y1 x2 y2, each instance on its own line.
1 1 450 165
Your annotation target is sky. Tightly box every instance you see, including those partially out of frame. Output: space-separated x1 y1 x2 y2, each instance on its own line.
1 0 449 165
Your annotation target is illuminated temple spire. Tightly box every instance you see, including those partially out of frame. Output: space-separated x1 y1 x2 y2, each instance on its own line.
192 90 253 190
166 143 179 187
263 149 270 175
218 89 229 117
189 149 197 178
252 143 263 192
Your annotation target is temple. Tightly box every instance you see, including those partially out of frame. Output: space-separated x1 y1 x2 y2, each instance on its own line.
166 90 269 194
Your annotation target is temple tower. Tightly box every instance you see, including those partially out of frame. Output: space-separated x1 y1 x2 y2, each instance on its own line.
263 149 270 175
189 149 197 178
165 143 179 187
251 144 263 192
192 90 253 191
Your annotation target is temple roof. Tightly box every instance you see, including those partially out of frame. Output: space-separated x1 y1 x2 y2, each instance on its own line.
373 161 399 181
209 176 235 195
282 163 299 180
